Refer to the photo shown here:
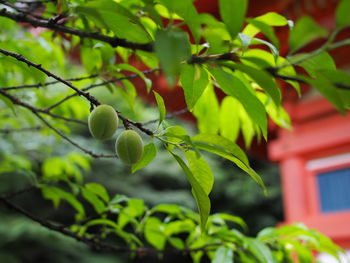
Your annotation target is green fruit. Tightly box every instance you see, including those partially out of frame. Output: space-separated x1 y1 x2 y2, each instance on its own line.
115 130 144 165
88 104 119 140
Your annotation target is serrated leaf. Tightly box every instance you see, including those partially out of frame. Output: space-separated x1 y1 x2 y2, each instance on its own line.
132 142 157 173
171 152 210 231
219 96 240 142
192 85 220 134
153 91 166 125
219 0 248 38
180 64 210 110
191 134 266 193
229 63 281 106
210 67 267 139
154 30 191 86
185 151 214 195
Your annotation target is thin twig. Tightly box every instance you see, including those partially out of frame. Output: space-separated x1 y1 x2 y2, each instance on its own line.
0 8 153 51
32 111 116 158
45 68 160 111
0 48 101 106
0 49 155 135
0 89 87 125
2 185 37 199
1 73 100 91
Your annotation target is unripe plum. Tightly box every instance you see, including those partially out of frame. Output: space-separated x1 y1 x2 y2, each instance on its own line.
88 104 119 140
115 130 144 165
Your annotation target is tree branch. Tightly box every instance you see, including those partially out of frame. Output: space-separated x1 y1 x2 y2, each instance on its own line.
1 73 100 91
0 8 154 52
0 89 87 125
32 111 116 158
0 193 221 256
0 48 155 135
0 48 101 106
45 68 160 111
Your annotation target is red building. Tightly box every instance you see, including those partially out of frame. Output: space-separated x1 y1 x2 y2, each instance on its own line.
147 0 350 253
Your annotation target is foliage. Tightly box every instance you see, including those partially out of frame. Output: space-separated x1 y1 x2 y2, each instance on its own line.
0 0 349 262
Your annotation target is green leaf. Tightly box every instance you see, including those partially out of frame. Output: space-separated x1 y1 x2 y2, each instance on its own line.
254 12 288 26
288 16 328 54
171 152 211 231
210 67 267 139
219 0 248 38
212 246 234 263
219 96 240 142
299 51 336 77
319 69 350 109
169 237 185 249
75 0 151 43
185 151 214 195
229 63 281 106
245 19 279 48
192 85 220 134
246 238 277 263
180 64 210 110
153 91 166 125
132 142 157 173
151 204 182 215
144 217 167 249
191 134 266 193
242 12 288 40
85 183 110 203
81 188 106 214
41 186 85 221
158 0 201 43
336 0 350 29
154 30 191 85
305 74 345 114
114 64 152 93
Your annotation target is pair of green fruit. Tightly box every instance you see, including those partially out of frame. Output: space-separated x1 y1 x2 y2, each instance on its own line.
88 104 144 165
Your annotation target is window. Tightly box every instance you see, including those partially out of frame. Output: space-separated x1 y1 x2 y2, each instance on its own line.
317 167 350 212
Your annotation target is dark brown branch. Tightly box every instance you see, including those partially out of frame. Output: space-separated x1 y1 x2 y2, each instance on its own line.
2 185 37 199
0 8 153 52
265 67 350 90
0 48 101 106
1 73 100 91
0 194 221 255
0 90 115 157
0 89 86 125
188 52 239 64
32 111 116 158
45 68 160 111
